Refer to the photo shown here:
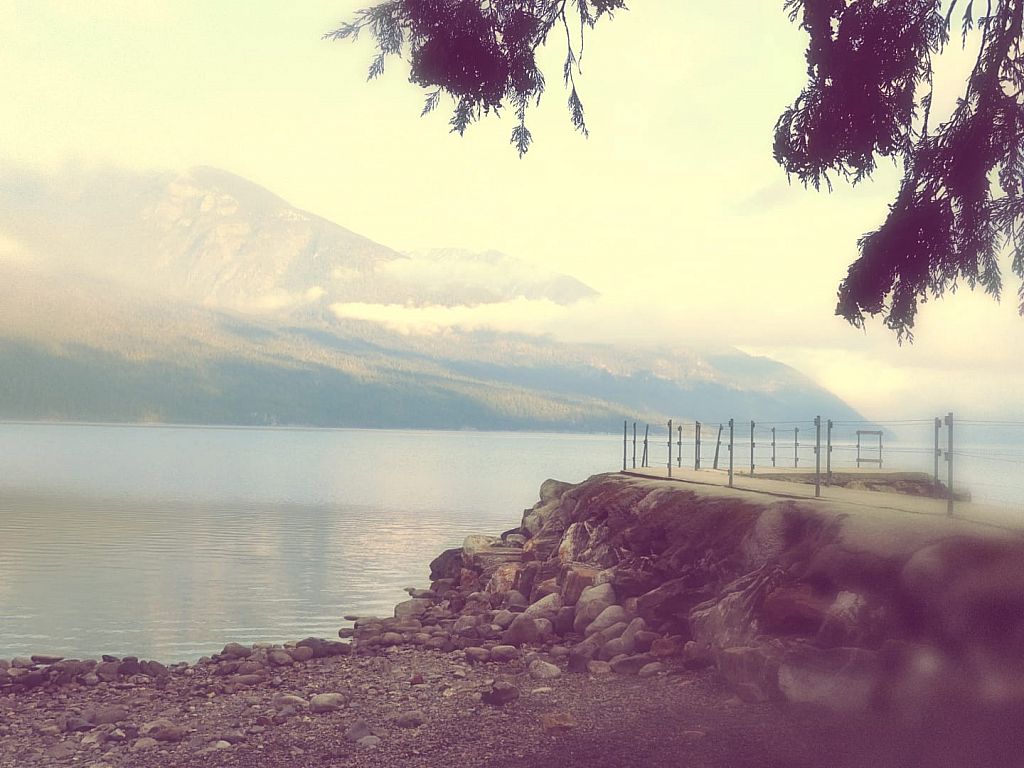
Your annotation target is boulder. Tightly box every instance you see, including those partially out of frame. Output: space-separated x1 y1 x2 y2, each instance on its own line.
95 661 120 682
503 614 541 646
638 662 666 677
633 630 659 653
485 563 522 594
394 598 431 621
594 566 662 600
523 520 567 562
599 634 636 661
268 650 294 666
560 565 599 607
573 583 617 634
452 614 480 636
610 653 657 675
690 567 786 654
567 640 600 673
529 577 560 603
554 606 576 636
523 592 562 622
492 609 515 629
636 577 716 625
591 621 629 646
429 547 464 581
584 605 631 638
288 645 315 663
30 654 63 665
297 637 350 658
490 645 519 662
557 522 593 564
539 478 572 503
220 643 251 659
505 590 530 609
464 534 501 559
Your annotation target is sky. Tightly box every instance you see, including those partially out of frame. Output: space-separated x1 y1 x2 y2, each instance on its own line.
2 0 1023 421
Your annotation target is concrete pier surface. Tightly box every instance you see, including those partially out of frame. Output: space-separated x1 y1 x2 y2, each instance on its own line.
623 466 1023 531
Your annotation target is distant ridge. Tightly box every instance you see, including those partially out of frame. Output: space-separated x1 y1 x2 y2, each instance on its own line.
0 164 867 430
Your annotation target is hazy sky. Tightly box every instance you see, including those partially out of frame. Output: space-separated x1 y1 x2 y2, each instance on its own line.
2 0 1022 420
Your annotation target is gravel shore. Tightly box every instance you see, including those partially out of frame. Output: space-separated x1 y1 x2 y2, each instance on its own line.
3 642 1022 768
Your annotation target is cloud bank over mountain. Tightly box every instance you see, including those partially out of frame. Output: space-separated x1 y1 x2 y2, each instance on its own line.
0 164 867 430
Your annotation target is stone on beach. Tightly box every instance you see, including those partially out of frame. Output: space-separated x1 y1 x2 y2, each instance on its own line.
528 659 562 679
310 693 348 713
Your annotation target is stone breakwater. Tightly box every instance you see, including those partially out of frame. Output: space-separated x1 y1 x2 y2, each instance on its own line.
353 472 1024 713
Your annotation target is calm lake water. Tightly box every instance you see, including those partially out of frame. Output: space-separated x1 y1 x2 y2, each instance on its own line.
1 422 1020 662
0 424 616 662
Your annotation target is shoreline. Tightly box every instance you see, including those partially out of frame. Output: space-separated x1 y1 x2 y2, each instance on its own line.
4 471 1024 766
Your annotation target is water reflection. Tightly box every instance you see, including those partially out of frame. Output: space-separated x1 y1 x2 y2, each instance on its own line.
0 425 615 660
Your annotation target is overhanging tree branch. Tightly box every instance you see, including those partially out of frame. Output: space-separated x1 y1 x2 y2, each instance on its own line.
325 0 625 156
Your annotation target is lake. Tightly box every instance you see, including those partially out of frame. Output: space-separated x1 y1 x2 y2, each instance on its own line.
1 421 1020 663
0 424 616 662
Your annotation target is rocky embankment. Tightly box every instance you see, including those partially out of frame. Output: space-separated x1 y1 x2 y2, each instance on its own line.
369 471 1024 713
3 472 1024 767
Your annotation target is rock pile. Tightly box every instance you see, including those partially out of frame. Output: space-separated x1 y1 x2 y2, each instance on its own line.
345 473 1024 716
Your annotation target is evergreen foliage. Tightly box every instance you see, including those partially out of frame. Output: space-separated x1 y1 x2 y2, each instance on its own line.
325 0 625 156
330 0 1024 338
776 0 1024 338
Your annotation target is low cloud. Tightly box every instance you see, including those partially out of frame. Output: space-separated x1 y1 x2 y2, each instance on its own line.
329 297 572 336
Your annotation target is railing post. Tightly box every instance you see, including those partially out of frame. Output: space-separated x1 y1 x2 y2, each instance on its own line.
771 427 776 467
934 417 941 491
667 419 673 478
856 432 862 468
643 424 649 468
794 427 800 468
945 411 954 516
713 424 723 470
677 425 682 468
826 419 833 486
632 422 637 469
814 415 821 498
728 418 734 487
623 420 627 471
750 420 755 476
694 421 701 470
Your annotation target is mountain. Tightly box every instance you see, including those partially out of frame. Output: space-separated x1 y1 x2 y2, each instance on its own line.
0 165 594 314
0 165 867 431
